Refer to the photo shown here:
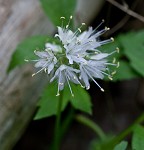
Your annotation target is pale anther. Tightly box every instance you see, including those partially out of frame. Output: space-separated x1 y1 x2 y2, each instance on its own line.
116 47 120 53
108 76 113 80
60 17 65 19
24 59 29 62
117 62 120 68
111 37 114 42
111 71 117 75
113 58 116 64
56 93 60 96
101 88 105 92
78 28 81 33
32 73 35 77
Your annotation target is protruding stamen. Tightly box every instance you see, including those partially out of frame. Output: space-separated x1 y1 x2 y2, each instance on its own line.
117 62 120 68
108 76 113 80
102 19 105 22
111 71 117 75
100 38 114 45
44 68 47 73
81 85 85 88
95 19 105 31
94 51 99 54
86 86 90 90
65 73 74 96
111 37 114 42
60 16 66 28
113 57 116 64
83 67 104 92
101 88 105 92
32 73 35 77
73 75 84 88
116 47 119 53
105 27 110 31
60 17 65 19
57 71 62 96
24 59 29 62
78 28 81 33
56 93 60 96
66 16 73 28
91 28 109 37
55 34 59 38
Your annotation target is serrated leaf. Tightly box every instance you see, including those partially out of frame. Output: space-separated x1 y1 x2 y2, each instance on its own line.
7 36 51 72
114 141 128 150
113 61 139 81
34 83 92 120
40 0 76 26
118 30 144 76
132 124 144 150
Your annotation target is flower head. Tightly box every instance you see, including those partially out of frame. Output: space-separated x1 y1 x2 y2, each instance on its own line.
27 16 119 96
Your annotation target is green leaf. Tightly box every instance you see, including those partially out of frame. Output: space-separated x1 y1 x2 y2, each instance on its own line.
132 124 144 150
40 0 76 26
34 83 70 120
114 141 128 150
113 61 139 81
69 84 92 114
7 36 50 72
34 83 92 120
118 30 144 76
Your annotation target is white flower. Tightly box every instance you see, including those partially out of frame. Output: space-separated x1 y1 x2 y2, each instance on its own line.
28 16 119 96
56 25 112 65
31 49 57 76
79 60 108 91
50 65 82 96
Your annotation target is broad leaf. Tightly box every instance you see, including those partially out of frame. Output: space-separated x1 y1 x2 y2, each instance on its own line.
8 36 51 72
119 30 144 76
34 83 70 120
40 0 76 26
34 83 92 119
114 141 128 150
69 84 92 114
132 124 144 150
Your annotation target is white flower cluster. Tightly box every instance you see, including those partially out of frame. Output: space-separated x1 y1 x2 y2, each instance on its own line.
28 16 119 96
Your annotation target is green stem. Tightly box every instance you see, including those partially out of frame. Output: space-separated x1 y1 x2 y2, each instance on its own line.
52 91 63 150
75 115 106 141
